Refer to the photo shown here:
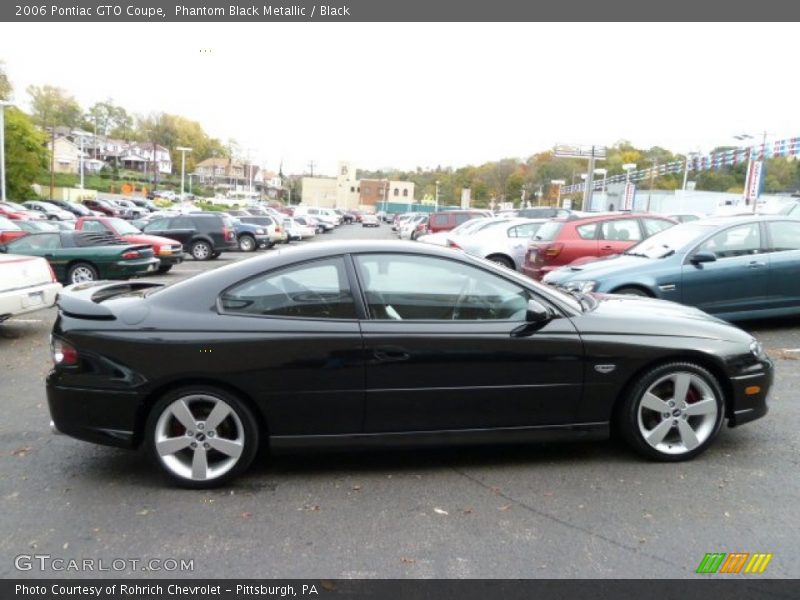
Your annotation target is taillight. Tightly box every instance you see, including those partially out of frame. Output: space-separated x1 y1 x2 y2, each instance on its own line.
50 336 78 366
448 240 461 249
224 227 234 240
275 226 282 232
47 263 57 283
542 243 564 259
121 250 141 260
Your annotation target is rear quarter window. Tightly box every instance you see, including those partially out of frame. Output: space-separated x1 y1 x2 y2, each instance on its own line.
533 221 564 241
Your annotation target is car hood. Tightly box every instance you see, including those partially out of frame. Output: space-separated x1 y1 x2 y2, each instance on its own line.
121 233 182 247
576 293 753 344
545 253 666 283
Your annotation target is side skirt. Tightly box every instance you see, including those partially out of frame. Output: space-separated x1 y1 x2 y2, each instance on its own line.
270 422 609 452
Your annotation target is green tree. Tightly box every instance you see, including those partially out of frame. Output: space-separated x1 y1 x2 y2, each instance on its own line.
27 85 82 129
3 108 48 199
0 60 11 101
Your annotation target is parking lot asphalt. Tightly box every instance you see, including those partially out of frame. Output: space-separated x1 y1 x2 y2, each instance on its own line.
1 222 799 579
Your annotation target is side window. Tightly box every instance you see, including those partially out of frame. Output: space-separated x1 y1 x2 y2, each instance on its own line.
81 220 107 233
171 216 194 229
454 214 472 225
355 254 530 321
643 218 674 237
768 221 800 252
509 223 541 238
10 234 61 251
432 215 449 227
144 219 168 232
575 223 597 240
220 257 355 319
698 223 762 258
601 219 642 242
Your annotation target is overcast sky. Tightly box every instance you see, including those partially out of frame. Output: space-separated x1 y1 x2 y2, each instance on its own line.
0 23 796 175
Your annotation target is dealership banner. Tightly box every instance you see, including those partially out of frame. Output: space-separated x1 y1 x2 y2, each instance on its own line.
3 579 800 599
2 0 800 21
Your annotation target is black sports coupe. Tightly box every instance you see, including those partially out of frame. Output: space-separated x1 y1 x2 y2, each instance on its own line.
47 241 772 487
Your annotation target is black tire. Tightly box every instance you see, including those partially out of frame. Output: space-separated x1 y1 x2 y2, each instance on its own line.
157 265 172 274
145 385 261 488
613 286 651 297
617 362 725 462
67 262 99 284
190 240 212 261
238 234 256 252
48 215 59 221
210 251 221 259
487 255 514 270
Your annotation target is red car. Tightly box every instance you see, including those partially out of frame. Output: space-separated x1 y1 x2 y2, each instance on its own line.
426 210 492 234
522 212 677 280
0 216 27 244
74 217 185 273
82 198 123 217
0 201 46 221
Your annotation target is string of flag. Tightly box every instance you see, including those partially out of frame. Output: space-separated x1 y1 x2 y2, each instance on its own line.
559 136 800 194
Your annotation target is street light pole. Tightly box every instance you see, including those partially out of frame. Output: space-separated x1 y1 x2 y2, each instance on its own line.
434 180 440 211
176 146 192 201
0 101 14 202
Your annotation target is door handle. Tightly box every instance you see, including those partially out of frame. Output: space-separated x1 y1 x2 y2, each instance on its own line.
601 245 613 250
748 261 766 269
44 253 54 259
373 347 410 362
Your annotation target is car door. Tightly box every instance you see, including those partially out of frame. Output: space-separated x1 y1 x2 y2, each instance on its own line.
507 222 543 267
598 218 643 257
217 256 365 436
680 222 769 315
353 253 584 433
764 220 800 310
144 217 193 249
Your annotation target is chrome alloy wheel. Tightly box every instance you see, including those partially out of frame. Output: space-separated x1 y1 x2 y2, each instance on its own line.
636 371 719 455
154 395 245 482
70 265 96 283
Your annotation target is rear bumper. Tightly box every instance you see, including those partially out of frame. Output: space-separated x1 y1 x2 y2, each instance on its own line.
107 258 161 278
0 281 61 319
521 264 554 281
728 358 773 427
46 376 144 449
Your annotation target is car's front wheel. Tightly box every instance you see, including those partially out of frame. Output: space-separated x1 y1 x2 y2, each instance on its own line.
146 387 260 488
67 262 99 284
157 265 172 274
191 240 212 260
618 362 724 461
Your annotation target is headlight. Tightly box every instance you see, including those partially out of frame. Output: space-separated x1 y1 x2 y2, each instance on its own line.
750 340 765 358
564 280 597 293
255 228 265 234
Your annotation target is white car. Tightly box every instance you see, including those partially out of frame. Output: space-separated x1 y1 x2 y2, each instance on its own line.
398 215 425 238
284 217 316 240
294 206 340 227
361 214 379 228
0 254 62 322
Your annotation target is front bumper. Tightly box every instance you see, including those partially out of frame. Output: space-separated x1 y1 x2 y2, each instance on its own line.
157 253 185 266
728 357 774 427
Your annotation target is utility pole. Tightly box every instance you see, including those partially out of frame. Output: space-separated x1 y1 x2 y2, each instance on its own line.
79 134 84 190
49 120 55 201
434 180 440 211
647 159 657 212
307 160 315 177
176 146 192 201
0 101 13 202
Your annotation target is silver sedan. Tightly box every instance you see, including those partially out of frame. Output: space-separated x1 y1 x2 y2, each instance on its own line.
449 218 547 270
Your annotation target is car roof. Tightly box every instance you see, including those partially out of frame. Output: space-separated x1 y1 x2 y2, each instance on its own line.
693 214 800 225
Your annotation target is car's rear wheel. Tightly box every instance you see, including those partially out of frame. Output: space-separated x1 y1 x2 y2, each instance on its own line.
238 234 256 252
614 286 651 297
191 240 212 260
67 262 99 284
146 387 260 488
619 362 724 461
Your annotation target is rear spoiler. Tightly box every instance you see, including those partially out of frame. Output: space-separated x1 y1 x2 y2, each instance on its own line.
57 281 164 320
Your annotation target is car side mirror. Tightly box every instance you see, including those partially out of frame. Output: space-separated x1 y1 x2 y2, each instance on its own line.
525 299 552 323
690 250 717 265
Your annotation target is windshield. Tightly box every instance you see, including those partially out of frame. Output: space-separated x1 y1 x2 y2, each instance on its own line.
624 223 715 258
107 218 141 234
